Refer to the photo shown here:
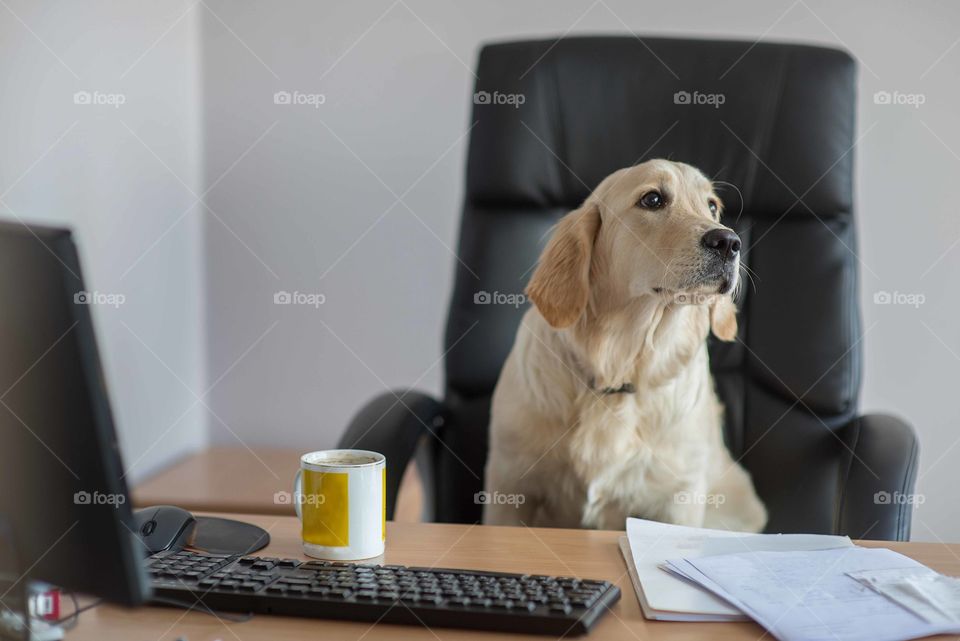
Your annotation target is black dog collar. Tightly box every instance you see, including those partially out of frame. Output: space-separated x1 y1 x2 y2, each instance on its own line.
599 382 635 395
589 379 636 395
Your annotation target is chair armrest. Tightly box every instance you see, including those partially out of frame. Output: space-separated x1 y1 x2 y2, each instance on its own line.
336 390 446 520
836 413 920 541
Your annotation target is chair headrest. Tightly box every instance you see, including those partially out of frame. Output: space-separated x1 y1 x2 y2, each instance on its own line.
466 36 856 218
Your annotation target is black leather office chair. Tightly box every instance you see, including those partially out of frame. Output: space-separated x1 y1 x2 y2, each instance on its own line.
338 36 919 540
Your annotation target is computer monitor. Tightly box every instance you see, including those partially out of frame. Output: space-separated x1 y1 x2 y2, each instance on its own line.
0 221 148 605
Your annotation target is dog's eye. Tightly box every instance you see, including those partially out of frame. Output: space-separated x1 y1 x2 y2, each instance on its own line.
708 200 719 215
638 191 664 209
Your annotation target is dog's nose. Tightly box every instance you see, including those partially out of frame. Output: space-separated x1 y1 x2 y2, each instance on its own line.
701 228 741 260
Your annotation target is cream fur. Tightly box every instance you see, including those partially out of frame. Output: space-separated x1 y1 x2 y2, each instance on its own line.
483 159 767 532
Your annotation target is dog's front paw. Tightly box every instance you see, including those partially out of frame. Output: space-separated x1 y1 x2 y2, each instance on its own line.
580 493 626 530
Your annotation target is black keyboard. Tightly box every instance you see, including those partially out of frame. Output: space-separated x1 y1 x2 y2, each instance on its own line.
147 550 620 635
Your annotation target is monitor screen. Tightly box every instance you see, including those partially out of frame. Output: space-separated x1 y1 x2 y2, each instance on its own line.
0 222 147 605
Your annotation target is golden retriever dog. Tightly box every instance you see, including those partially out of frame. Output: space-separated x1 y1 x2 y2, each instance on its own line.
483 159 766 533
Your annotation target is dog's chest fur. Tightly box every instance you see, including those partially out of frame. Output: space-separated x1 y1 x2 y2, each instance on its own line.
555 305 720 528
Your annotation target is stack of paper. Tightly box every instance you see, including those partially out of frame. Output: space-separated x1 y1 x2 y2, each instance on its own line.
619 518 852 621
666 546 960 641
620 517 960 641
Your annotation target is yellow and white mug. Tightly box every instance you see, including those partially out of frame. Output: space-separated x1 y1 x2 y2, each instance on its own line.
293 449 385 560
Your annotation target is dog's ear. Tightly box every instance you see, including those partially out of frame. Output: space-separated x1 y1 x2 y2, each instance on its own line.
526 202 601 328
709 295 738 341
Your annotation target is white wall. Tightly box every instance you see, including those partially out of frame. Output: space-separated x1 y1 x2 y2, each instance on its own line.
0 0 206 482
4 1 959 541
199 0 960 541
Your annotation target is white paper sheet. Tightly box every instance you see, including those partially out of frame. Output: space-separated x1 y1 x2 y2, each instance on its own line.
623 518 851 620
675 547 960 641
849 566 960 624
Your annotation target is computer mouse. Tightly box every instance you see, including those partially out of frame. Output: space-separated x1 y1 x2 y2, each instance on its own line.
133 505 197 555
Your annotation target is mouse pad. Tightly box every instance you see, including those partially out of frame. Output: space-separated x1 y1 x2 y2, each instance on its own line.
189 517 270 556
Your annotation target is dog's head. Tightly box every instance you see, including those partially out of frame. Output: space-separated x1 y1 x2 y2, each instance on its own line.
526 159 739 340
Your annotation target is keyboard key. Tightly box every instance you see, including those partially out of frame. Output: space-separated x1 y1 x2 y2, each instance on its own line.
277 559 301 568
278 566 317 580
550 603 572 615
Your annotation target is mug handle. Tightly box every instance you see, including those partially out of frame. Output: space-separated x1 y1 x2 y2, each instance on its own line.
293 469 303 520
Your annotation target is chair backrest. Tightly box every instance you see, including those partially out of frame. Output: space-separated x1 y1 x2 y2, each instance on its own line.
438 36 860 531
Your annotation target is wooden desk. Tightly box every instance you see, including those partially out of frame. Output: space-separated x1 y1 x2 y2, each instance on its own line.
133 447 423 521
66 515 960 640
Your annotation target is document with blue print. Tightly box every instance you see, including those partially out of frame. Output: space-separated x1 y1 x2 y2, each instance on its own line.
668 546 960 641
